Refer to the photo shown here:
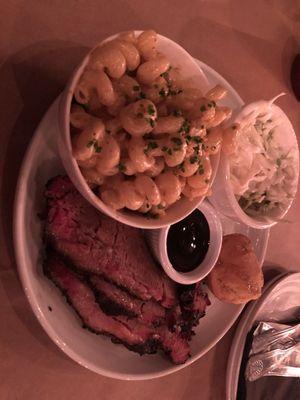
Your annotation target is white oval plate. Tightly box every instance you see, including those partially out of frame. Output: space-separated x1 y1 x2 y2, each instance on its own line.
226 272 300 400
13 60 269 380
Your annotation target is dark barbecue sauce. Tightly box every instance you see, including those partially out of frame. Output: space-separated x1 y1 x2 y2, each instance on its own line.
167 209 210 273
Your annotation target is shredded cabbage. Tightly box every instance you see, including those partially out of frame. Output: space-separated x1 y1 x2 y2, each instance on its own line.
229 101 297 217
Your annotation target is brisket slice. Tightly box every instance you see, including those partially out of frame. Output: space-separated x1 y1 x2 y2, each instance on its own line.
45 253 190 364
44 176 176 308
178 283 211 340
90 275 166 325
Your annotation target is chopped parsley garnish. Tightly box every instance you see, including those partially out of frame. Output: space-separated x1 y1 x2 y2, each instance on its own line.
148 141 158 149
171 137 182 151
144 141 158 154
193 145 200 154
158 145 172 154
185 135 192 143
118 163 126 172
144 133 155 140
87 140 95 148
147 105 155 116
145 118 155 127
190 155 199 164
160 71 169 79
178 162 185 172
276 158 282 167
160 66 172 80
198 165 204 174
169 89 183 96
133 85 140 91
171 137 182 146
192 136 202 144
159 88 168 97
87 139 101 153
179 119 190 134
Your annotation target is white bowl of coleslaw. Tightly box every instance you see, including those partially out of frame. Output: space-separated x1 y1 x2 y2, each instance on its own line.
58 30 225 229
211 98 299 229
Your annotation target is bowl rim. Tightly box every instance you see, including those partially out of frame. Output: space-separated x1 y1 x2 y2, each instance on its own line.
157 201 223 284
58 30 220 229
220 101 299 229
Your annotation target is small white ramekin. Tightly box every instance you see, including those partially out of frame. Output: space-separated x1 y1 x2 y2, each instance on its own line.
144 201 222 284
210 101 299 229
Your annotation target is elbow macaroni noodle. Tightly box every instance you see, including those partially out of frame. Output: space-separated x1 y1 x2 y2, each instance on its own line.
70 30 235 217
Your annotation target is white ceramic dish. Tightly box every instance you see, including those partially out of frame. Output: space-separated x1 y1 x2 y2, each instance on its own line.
13 60 269 380
145 200 222 284
226 272 300 400
211 100 299 229
58 31 219 230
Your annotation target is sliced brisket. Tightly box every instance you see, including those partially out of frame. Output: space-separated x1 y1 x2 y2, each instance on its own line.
45 176 176 308
90 275 166 325
45 253 190 364
178 283 210 340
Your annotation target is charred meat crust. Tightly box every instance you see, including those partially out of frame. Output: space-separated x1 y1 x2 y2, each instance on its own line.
44 252 190 364
89 275 166 325
177 284 211 340
92 287 137 318
45 247 166 324
110 337 160 355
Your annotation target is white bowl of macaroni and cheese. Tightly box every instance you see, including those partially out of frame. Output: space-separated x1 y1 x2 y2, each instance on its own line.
58 30 233 228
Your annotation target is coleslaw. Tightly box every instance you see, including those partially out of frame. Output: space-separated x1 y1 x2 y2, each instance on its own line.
229 99 297 217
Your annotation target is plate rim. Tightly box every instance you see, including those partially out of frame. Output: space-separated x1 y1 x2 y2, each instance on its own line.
13 60 269 380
